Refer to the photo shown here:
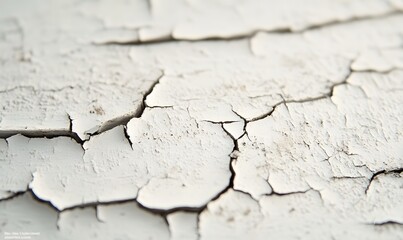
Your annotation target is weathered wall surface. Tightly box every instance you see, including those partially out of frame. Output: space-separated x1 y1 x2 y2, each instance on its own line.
0 0 402 239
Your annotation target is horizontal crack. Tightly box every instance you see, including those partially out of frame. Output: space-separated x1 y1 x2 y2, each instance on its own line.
243 62 356 124
0 126 83 145
370 220 403 226
264 189 311 197
95 11 402 46
352 67 403 74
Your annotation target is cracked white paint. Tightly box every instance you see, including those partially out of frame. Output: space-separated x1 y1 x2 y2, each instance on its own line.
1 108 232 210
0 193 170 240
0 0 402 239
131 15 403 123
199 187 403 239
133 39 350 120
0 46 162 139
352 48 403 72
59 202 170 240
0 193 61 240
223 121 245 140
199 189 264 239
128 107 233 209
79 0 401 41
234 70 402 198
0 136 83 200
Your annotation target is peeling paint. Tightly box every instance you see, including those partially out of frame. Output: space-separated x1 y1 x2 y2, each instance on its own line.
0 0 402 239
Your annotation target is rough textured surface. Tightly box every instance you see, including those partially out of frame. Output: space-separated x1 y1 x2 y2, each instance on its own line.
0 0 402 239
234 70 403 198
1 109 232 210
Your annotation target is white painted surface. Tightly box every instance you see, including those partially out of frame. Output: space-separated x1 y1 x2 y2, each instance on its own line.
0 0 402 239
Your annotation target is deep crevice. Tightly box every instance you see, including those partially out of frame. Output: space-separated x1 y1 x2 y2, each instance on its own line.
365 168 403 194
230 108 250 140
0 190 26 202
0 130 84 145
87 70 165 139
135 71 165 118
370 220 403 226
123 125 133 149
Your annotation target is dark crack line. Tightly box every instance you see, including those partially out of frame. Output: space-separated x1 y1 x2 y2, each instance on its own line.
67 114 85 144
120 70 165 146
163 215 172 239
11 120 238 218
0 129 84 145
229 108 249 140
8 189 172 234
96 31 254 46
369 220 403 226
1 20 401 231
88 70 164 138
136 71 165 117
243 61 355 124
0 65 388 218
331 176 367 180
82 70 165 146
96 11 403 46
134 122 240 216
123 125 133 149
263 188 312 197
129 122 242 238
365 168 403 194
244 95 329 123
0 190 26 203
147 105 174 109
329 73 353 98
0 57 392 145
352 67 403 74
0 70 163 144
0 113 82 145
